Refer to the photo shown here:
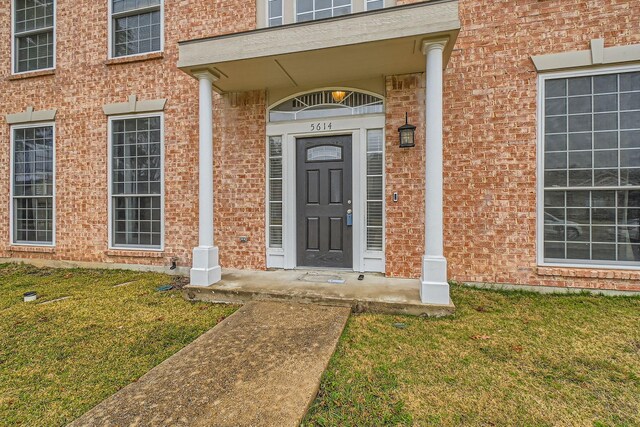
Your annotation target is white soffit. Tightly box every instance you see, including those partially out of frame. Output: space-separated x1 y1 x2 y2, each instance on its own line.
532 38 640 72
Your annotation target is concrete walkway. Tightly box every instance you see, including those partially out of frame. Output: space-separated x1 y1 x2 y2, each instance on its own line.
70 301 350 427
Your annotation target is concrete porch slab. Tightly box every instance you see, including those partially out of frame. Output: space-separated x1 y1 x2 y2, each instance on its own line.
70 301 350 427
183 269 455 317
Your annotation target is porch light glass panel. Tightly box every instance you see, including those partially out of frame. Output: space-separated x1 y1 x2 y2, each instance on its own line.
269 90 383 122
543 70 640 265
14 0 54 73
268 0 283 26
269 136 284 248
13 126 54 244
112 0 161 57
296 0 351 22
111 116 162 248
366 129 384 251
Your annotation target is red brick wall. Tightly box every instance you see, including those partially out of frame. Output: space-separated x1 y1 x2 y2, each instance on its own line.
214 91 267 270
1 0 640 291
440 0 640 291
384 74 425 278
0 0 261 271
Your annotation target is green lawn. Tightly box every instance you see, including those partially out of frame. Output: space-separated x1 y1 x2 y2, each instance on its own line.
2 264 639 426
0 263 236 427
305 284 640 427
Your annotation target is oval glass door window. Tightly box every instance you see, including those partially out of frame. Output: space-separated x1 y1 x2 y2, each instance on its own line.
307 145 342 161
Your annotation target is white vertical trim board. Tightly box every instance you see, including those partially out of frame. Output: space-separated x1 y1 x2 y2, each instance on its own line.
107 112 165 251
9 122 56 247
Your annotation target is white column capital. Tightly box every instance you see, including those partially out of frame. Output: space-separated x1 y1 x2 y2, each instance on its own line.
421 38 448 55
192 68 219 82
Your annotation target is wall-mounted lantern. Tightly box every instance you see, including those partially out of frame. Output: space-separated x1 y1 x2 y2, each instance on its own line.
398 112 416 148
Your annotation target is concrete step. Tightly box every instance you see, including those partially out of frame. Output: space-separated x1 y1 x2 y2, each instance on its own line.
183 269 455 317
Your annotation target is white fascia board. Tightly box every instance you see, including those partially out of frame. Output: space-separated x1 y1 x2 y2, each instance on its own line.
178 0 460 69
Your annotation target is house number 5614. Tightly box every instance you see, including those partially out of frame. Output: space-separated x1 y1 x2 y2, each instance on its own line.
311 122 332 131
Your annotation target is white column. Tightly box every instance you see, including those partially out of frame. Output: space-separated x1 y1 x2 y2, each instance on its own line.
420 40 450 305
190 70 222 286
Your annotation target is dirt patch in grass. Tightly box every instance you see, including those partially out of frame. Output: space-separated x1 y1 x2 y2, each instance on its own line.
304 285 640 426
0 263 237 426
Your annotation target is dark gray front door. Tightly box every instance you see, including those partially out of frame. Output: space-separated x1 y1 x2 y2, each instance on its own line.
296 135 353 268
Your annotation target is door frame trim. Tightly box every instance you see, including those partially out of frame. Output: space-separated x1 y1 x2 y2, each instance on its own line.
266 114 385 272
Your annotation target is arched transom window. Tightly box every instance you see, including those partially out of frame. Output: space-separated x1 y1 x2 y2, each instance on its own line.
269 90 384 122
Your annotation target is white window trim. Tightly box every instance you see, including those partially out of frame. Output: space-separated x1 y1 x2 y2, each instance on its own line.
536 63 640 270
107 0 165 60
107 112 165 251
9 122 56 247
11 0 56 75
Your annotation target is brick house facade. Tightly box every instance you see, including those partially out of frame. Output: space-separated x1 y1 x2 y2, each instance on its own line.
1 0 640 304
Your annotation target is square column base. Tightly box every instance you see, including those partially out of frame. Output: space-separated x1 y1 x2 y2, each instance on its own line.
420 255 450 305
190 246 222 286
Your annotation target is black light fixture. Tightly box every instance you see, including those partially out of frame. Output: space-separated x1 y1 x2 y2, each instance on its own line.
398 112 416 148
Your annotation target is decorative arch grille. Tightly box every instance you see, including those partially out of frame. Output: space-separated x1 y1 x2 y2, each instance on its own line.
269 90 384 122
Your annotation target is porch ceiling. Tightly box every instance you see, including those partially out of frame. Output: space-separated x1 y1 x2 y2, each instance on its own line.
177 0 460 94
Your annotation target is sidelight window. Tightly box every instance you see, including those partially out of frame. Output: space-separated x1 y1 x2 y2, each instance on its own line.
110 114 163 249
268 136 283 248
366 129 384 251
268 136 284 248
540 67 640 266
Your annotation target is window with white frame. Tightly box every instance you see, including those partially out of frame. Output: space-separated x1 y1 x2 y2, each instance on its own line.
268 136 284 248
366 0 383 10
296 0 351 22
366 129 383 251
110 0 162 58
268 0 283 27
12 124 55 245
13 0 55 73
110 115 163 249
541 68 640 266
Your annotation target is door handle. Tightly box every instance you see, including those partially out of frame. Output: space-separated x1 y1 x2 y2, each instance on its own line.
346 209 353 226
